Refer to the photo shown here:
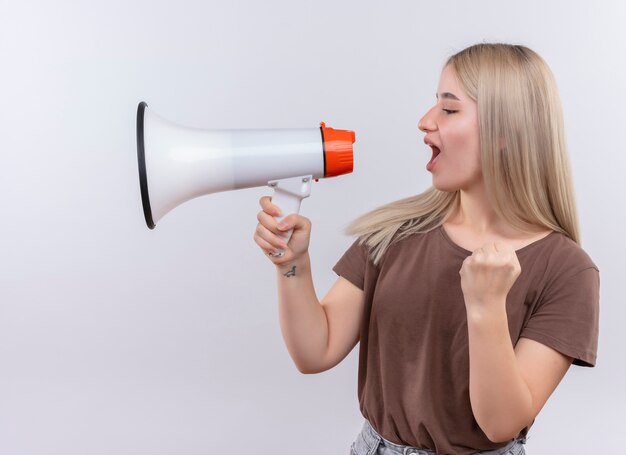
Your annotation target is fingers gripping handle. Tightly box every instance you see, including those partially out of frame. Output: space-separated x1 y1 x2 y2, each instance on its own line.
268 175 312 257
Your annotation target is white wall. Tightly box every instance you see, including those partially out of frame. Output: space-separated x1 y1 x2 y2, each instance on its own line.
1 1 624 453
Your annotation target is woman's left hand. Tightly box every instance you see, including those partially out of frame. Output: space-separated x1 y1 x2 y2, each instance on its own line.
459 241 521 313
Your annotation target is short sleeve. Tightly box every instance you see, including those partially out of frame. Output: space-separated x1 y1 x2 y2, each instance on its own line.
332 239 369 290
521 267 600 367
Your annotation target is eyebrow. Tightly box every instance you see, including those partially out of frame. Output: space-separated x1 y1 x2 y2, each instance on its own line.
436 92 460 101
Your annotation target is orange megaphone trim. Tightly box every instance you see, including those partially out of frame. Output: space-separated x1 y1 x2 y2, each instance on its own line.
320 122 355 177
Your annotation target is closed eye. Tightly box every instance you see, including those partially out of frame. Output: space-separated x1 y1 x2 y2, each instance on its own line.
442 109 458 114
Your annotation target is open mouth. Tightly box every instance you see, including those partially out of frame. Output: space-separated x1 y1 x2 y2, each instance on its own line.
427 146 441 171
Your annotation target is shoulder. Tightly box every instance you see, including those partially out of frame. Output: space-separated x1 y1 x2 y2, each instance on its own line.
333 237 380 281
536 232 599 276
334 229 440 276
377 227 447 267
520 232 600 367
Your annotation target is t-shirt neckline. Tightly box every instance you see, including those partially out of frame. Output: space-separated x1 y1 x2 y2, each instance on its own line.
438 224 557 257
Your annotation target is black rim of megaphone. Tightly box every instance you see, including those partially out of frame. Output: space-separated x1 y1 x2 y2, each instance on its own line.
136 101 156 229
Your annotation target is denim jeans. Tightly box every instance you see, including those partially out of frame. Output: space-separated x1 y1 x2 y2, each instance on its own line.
350 420 527 455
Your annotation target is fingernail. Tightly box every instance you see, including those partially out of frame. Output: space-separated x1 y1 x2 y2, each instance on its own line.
278 222 288 230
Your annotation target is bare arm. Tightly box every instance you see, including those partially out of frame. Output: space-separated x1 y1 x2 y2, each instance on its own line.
467 307 572 442
460 241 573 442
276 257 364 373
254 196 364 374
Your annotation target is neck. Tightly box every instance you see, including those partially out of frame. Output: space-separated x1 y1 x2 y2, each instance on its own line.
446 183 547 238
447 182 525 237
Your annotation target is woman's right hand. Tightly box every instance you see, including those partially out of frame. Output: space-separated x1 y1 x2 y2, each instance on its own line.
254 196 312 265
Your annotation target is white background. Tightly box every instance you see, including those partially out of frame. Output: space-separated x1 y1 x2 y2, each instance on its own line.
1 1 624 453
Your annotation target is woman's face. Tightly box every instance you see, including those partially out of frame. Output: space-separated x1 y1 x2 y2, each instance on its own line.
418 64 482 193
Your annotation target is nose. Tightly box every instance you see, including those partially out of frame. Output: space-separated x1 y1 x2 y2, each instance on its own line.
418 106 437 133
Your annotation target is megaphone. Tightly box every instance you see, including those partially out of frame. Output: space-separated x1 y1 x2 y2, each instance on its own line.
136 102 355 253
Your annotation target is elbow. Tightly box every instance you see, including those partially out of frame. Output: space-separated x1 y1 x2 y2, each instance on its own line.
296 364 321 374
294 358 334 375
483 428 518 444
292 359 324 374
476 400 535 443
481 419 531 444
292 352 336 374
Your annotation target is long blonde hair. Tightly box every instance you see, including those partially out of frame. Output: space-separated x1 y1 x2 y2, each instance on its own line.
347 43 580 264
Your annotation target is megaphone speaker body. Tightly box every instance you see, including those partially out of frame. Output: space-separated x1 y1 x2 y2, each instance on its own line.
137 102 354 241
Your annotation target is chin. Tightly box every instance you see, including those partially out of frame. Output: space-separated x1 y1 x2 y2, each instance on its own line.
431 178 461 193
432 173 481 193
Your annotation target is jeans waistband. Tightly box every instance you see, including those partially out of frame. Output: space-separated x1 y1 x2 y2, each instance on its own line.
359 420 526 455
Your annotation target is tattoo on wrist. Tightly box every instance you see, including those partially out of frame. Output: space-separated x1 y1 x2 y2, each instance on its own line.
283 266 296 278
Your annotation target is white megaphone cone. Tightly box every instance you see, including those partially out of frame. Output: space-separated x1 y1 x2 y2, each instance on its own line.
136 102 355 255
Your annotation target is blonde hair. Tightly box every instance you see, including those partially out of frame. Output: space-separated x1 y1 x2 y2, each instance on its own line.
347 43 580 264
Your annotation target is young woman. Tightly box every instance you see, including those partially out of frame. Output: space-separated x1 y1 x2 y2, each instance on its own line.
253 43 599 455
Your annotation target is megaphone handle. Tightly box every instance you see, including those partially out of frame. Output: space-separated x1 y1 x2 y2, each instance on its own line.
268 175 313 256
